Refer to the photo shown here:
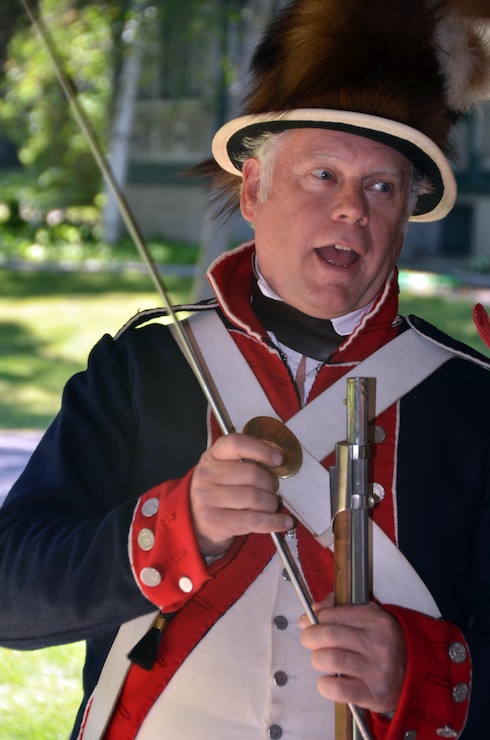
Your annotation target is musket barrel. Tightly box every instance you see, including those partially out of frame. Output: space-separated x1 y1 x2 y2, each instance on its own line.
347 378 370 606
333 378 372 740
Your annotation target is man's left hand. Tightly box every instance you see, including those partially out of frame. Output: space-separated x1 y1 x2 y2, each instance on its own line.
300 596 406 714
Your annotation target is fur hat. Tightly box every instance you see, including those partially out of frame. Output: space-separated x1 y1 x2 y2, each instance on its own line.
209 0 490 222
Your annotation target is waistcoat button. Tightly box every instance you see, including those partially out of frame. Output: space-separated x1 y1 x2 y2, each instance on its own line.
268 724 283 739
273 615 288 630
273 671 288 686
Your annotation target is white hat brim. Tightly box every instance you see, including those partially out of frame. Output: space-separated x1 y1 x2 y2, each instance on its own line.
212 109 457 222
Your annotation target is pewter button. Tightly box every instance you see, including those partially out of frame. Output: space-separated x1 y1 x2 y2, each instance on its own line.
142 497 159 517
452 682 470 703
268 725 283 739
273 615 288 630
282 568 291 582
436 727 458 738
371 482 386 503
274 670 288 687
140 567 161 587
448 641 467 664
137 528 155 551
403 732 417 740
178 576 193 593
370 425 387 443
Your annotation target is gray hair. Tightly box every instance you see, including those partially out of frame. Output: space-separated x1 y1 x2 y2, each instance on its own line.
236 129 434 219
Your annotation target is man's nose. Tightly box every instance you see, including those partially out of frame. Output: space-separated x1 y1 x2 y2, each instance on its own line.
329 182 369 225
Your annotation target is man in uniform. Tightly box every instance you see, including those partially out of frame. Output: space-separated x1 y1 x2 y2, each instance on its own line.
1 1 490 738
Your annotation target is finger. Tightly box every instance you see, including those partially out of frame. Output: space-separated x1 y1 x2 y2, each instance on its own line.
192 460 281 509
198 505 294 539
300 608 406 713
302 638 383 710
316 674 368 707
299 594 335 626
207 433 283 469
309 640 368 677
314 656 401 713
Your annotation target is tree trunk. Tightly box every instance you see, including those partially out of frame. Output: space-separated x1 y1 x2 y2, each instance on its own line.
192 0 284 301
102 2 146 244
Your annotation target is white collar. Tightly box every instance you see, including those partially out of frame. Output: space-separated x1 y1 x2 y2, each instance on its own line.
255 260 376 337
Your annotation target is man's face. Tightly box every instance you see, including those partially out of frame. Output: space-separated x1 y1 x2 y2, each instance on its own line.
240 128 413 319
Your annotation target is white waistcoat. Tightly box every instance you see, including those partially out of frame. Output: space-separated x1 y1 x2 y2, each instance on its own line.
137 537 335 739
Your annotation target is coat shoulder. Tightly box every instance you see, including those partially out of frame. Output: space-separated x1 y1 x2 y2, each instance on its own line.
406 314 490 371
113 298 219 340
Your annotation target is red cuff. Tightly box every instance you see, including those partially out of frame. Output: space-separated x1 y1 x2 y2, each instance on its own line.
129 470 212 611
369 604 471 739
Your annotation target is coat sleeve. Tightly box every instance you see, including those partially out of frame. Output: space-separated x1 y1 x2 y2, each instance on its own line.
368 606 471 739
129 475 241 613
0 323 208 648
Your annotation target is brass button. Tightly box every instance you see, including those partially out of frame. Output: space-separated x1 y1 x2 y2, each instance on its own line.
137 528 155 551
140 567 161 587
141 497 159 517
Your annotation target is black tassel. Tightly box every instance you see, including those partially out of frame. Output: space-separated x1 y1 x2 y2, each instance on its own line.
127 611 174 671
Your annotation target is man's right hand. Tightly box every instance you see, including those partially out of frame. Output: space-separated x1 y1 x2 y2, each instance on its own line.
189 433 294 556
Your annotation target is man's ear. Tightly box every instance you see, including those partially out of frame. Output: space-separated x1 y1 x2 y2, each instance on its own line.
240 158 262 222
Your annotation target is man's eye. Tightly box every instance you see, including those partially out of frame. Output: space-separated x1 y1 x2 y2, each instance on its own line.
312 169 334 180
373 181 392 193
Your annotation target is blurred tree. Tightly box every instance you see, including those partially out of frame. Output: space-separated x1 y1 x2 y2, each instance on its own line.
0 0 128 209
102 0 252 243
192 0 285 299
0 0 39 71
0 0 254 218
0 0 282 245
102 0 154 243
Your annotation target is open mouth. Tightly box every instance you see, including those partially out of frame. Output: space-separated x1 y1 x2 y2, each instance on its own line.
316 244 360 268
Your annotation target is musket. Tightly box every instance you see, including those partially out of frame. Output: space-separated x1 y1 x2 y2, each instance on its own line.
330 378 373 740
19 4 372 737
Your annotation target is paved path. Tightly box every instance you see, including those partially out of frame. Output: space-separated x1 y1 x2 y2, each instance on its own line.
0 430 43 506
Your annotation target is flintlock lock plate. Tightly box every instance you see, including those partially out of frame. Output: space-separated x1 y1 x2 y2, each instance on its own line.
242 416 303 479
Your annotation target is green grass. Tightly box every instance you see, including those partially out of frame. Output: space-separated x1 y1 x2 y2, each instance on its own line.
0 267 192 429
0 643 85 739
399 292 490 355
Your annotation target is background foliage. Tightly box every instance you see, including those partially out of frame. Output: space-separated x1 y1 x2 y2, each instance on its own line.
1 0 114 207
